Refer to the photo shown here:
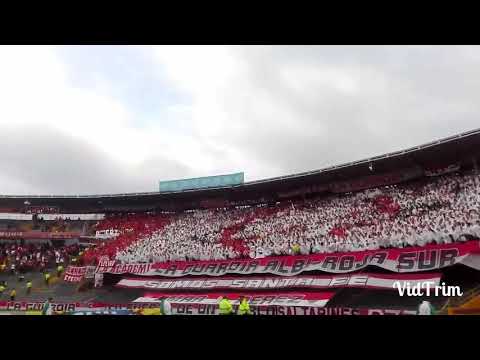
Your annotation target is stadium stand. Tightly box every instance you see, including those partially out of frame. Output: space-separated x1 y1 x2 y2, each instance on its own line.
0 243 81 272
79 172 480 265
0 129 479 315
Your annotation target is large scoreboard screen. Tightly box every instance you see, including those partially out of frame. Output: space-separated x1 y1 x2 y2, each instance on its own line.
159 172 244 192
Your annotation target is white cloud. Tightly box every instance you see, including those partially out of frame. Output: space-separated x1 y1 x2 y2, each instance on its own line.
0 47 212 190
0 46 130 160
0 45 479 194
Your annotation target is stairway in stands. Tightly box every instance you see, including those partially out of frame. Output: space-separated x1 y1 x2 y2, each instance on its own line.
438 284 480 315
0 270 93 303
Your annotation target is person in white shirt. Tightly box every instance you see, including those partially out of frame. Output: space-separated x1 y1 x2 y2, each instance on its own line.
418 300 433 315
162 298 172 315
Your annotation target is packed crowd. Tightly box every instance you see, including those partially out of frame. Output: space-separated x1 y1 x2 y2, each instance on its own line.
114 208 255 263
82 173 480 265
82 213 170 264
0 243 82 273
235 174 480 257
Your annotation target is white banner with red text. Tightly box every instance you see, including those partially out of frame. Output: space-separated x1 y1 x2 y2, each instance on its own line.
63 266 96 282
135 292 334 308
95 240 480 277
116 272 442 291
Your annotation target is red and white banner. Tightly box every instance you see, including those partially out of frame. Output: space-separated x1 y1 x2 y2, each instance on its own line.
96 240 480 277
95 229 120 239
96 261 153 275
64 266 96 282
0 231 80 240
0 300 417 315
170 304 418 315
0 301 160 313
117 273 442 291
135 292 334 308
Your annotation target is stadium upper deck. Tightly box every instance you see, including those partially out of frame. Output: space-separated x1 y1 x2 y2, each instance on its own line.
0 128 479 213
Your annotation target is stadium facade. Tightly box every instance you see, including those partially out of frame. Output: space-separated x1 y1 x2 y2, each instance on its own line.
0 128 478 212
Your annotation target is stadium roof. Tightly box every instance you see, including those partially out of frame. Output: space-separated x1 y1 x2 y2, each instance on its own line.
1 128 479 211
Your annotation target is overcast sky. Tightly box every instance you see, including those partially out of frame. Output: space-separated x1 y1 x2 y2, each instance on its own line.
0 45 479 195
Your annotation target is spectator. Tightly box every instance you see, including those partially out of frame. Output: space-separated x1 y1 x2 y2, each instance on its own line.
42 297 53 315
57 264 64 277
219 296 233 315
10 288 16 301
418 300 433 315
238 296 252 315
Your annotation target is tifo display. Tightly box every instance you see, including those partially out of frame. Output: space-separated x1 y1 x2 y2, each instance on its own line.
81 174 480 269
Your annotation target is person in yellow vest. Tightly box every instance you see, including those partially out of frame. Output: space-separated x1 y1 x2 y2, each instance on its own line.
57 265 64 277
10 288 16 301
140 308 162 315
0 284 5 295
292 243 301 255
238 296 252 315
26 280 32 295
45 272 51 287
219 296 233 315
